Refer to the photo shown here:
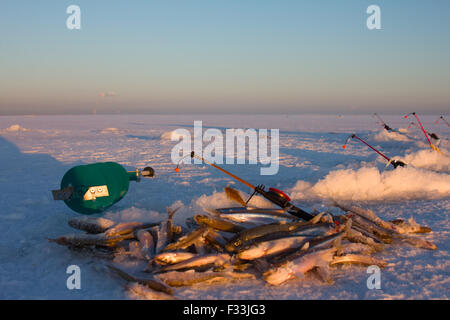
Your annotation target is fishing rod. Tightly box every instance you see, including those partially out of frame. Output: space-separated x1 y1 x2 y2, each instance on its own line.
408 122 440 140
373 113 394 132
175 151 315 221
405 112 441 153
436 115 450 127
343 134 406 168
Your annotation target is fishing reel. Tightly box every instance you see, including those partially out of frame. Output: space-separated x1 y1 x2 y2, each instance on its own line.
388 159 407 169
247 185 292 209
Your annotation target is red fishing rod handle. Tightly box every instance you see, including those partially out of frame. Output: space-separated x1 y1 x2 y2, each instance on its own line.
269 187 291 202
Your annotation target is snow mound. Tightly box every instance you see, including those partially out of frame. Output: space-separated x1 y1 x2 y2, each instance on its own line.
104 206 162 222
290 166 450 202
403 149 450 172
373 130 410 142
4 124 29 132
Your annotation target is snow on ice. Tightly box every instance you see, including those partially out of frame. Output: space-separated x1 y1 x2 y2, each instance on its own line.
0 114 448 299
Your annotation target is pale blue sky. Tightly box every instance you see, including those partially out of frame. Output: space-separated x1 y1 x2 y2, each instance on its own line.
0 1 449 114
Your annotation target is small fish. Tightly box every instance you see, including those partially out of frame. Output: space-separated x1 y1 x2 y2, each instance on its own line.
344 227 384 251
156 253 232 273
163 226 209 251
107 265 173 295
204 229 228 252
218 209 298 225
263 247 337 286
155 270 255 287
68 216 115 234
155 207 180 253
105 222 158 237
346 214 394 242
331 254 387 268
49 232 134 247
194 214 246 233
136 230 155 260
390 218 432 234
226 220 314 252
237 235 309 261
166 206 181 242
153 252 198 265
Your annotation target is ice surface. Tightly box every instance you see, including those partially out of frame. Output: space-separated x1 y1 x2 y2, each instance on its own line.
0 114 448 299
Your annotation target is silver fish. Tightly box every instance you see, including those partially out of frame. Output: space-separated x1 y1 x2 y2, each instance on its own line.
264 247 337 286
237 235 310 261
107 265 173 295
331 254 387 267
155 269 255 287
137 229 155 260
153 252 198 265
163 226 209 251
68 216 115 234
157 253 232 273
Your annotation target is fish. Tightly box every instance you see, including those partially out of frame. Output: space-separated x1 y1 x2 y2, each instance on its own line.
225 219 322 252
219 213 296 225
107 265 173 295
330 254 387 268
155 207 180 253
346 213 394 242
266 229 344 272
390 218 432 234
153 252 198 265
68 216 115 234
263 247 337 286
335 203 397 231
49 232 134 247
126 283 176 300
136 230 155 260
344 227 384 251
156 253 232 273
166 206 181 242
194 214 246 233
204 229 228 252
155 269 255 287
215 207 302 225
105 221 159 237
163 226 209 251
237 235 310 261
336 203 432 234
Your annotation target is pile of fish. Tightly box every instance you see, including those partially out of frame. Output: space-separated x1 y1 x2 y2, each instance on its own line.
50 189 437 299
